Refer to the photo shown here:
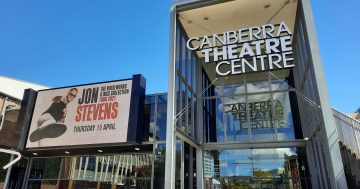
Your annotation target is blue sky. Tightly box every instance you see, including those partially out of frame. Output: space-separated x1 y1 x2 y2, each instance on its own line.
0 0 359 113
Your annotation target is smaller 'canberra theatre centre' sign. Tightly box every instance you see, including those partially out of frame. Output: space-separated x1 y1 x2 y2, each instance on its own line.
186 22 294 76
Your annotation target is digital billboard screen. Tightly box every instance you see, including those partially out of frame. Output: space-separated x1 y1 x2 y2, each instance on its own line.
25 76 145 149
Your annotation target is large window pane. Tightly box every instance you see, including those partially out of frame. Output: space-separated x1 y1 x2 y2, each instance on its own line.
29 157 62 180
177 82 187 131
157 95 167 141
154 143 166 189
144 96 156 141
270 70 289 91
205 148 310 189
272 92 295 141
246 72 270 93
215 75 246 96
203 98 225 143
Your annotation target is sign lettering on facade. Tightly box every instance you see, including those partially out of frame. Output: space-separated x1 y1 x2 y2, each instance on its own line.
186 22 294 76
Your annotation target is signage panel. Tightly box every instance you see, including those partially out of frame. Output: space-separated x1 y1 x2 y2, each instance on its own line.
26 76 145 148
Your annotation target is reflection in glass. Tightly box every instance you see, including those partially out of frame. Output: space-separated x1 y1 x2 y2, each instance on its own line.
188 90 192 136
248 94 275 142
224 96 249 142
179 82 187 132
175 26 180 71
175 143 182 189
224 83 246 96
205 90 296 143
192 54 197 95
215 76 245 96
181 37 187 76
216 98 225 142
205 148 310 189
270 70 289 91
203 98 217 143
176 74 181 115
30 158 63 180
157 95 167 141
272 92 295 141
28 154 153 189
187 48 192 88
154 143 166 189
246 72 270 93
144 96 156 141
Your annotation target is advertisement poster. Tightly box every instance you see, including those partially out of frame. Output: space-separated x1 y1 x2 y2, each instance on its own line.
26 80 132 148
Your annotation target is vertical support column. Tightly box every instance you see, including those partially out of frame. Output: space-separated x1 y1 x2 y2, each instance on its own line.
104 156 110 181
189 147 193 188
110 155 116 183
269 73 278 141
301 0 348 188
94 157 99 181
0 97 8 131
196 148 204 189
83 157 89 180
180 141 184 189
244 76 252 142
154 95 159 141
164 5 177 189
68 157 77 189
3 154 13 189
223 94 228 142
111 154 117 189
151 143 156 189
99 156 105 181
196 56 204 144
77 157 83 179
120 156 125 183
114 155 122 184
57 157 64 186
21 158 32 189
353 128 360 156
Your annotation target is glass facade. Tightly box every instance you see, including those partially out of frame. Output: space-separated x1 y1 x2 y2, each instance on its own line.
175 24 198 138
144 93 168 143
202 72 300 143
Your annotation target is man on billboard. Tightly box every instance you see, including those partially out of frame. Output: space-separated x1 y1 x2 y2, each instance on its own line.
29 88 78 142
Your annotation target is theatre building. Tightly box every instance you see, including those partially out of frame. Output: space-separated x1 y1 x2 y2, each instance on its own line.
165 0 348 188
0 0 350 189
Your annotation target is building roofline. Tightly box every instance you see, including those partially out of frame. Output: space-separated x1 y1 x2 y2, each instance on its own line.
332 108 360 123
0 76 48 89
